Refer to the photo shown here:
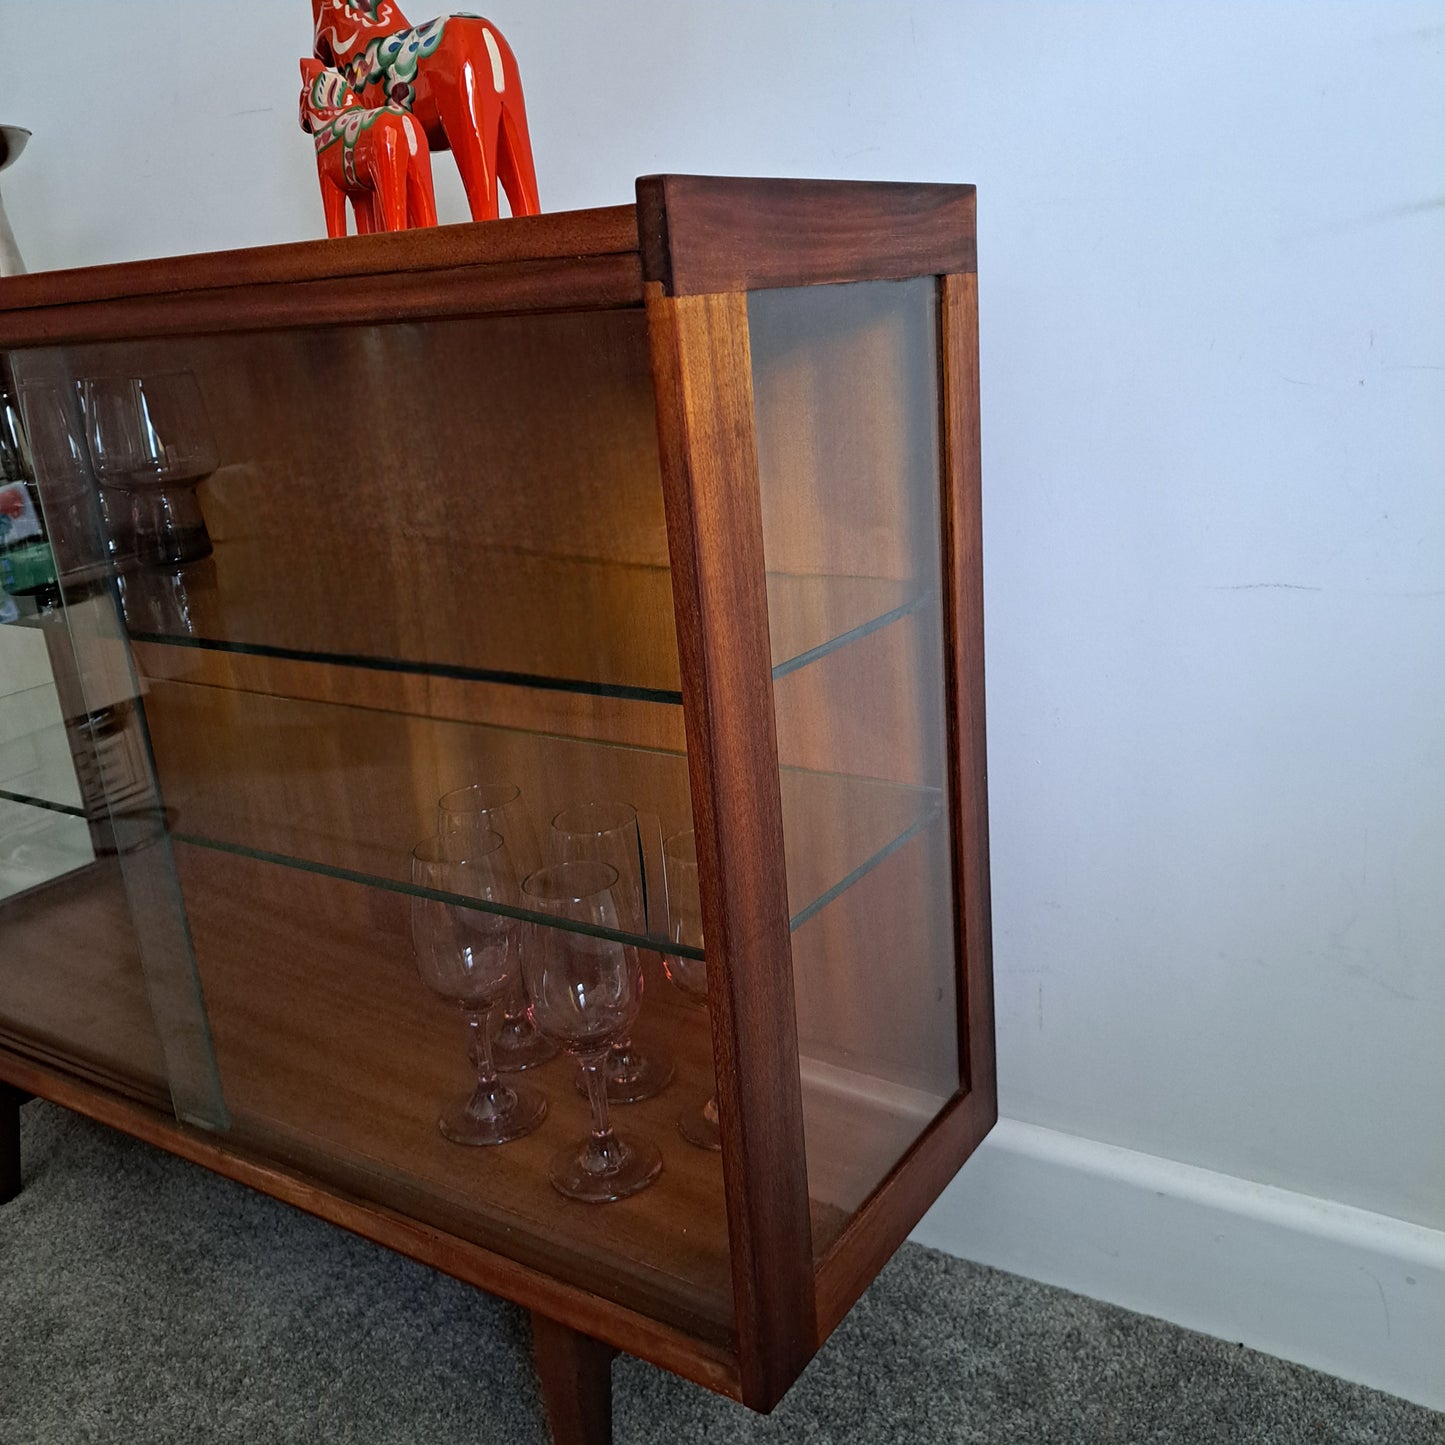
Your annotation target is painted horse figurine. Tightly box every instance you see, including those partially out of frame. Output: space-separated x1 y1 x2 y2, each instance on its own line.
299 59 438 237
311 3 540 222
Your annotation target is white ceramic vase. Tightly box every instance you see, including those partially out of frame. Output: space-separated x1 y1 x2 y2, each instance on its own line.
0 127 31 277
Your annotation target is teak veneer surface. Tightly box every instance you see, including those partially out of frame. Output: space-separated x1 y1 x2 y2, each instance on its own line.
637 177 977 295
0 206 640 315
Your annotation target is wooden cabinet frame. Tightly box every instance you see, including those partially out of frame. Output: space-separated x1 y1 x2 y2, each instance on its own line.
0 176 994 1440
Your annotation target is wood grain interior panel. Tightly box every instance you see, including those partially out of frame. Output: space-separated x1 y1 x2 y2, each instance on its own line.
0 858 169 1102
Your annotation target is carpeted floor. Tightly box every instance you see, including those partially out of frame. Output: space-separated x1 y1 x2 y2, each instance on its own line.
1 1101 1440 1445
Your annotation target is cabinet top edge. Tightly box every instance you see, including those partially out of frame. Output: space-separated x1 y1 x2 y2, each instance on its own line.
0 203 642 320
0 177 978 342
636 175 977 296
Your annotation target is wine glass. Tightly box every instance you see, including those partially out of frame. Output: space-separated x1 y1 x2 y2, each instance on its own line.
521 860 662 1202
549 801 674 1104
81 370 217 568
411 830 547 1146
8 381 99 600
662 830 720 1151
437 782 556 1071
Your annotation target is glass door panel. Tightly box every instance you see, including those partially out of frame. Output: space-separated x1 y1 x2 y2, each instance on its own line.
0 362 213 1115
11 308 736 1340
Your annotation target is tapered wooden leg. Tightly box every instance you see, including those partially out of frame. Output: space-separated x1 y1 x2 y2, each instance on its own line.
531 1313 615 1445
0 1085 22 1204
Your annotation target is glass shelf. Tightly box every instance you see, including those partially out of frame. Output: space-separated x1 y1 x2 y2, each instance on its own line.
0 709 86 815
136 675 938 958
167 768 940 956
0 786 86 819
169 826 702 959
0 794 95 902
118 537 931 703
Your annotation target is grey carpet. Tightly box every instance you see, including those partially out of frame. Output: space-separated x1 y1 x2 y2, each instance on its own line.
1 1101 1440 1445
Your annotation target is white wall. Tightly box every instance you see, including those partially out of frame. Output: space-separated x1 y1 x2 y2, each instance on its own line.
3 0 1442 1398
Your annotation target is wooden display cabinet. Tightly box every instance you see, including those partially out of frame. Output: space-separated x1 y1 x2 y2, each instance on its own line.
0 176 994 1441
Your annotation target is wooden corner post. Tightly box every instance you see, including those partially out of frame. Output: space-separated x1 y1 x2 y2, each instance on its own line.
940 255 997 1112
641 178 818 1411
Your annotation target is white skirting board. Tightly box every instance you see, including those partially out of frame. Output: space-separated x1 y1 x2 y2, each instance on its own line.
910 1118 1445 1412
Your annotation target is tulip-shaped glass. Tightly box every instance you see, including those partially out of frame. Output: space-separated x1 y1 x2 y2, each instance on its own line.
437 782 555 1071
81 370 216 568
522 861 662 1202
549 801 673 1103
411 830 546 1146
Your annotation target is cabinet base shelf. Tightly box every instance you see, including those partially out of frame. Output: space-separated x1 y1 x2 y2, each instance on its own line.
0 1048 745 1403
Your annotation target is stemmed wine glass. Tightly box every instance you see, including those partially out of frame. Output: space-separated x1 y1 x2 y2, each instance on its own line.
662 830 721 1151
2 383 86 612
411 830 547 1146
82 370 217 568
522 861 662 1202
549 801 674 1103
437 782 556 1071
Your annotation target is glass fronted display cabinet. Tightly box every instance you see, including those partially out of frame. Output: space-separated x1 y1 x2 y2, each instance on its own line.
0 176 994 1441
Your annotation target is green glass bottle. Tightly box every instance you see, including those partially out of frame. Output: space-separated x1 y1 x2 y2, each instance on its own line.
0 386 62 613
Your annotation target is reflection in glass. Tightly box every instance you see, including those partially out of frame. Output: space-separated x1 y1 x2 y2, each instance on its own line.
662 830 719 1151
82 371 217 568
437 782 555 1071
549 801 673 1103
410 830 546 1147
3 383 79 614
522 861 661 1203
116 560 214 638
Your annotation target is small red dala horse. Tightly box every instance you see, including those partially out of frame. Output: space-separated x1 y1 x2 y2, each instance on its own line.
299 60 438 237
311 2 539 223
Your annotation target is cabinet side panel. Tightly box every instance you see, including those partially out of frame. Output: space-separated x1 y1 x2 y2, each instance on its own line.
810 268 997 1342
747 277 970 1257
